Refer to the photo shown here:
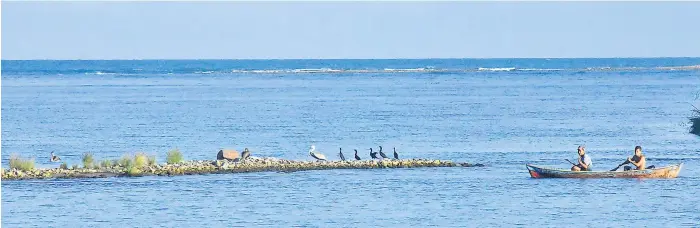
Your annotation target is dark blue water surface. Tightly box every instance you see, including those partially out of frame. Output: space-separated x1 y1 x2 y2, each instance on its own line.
2 59 700 227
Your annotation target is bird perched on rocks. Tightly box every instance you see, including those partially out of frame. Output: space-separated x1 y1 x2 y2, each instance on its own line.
369 148 379 159
378 146 389 159
393 147 399 160
338 148 346 161
309 145 326 161
241 148 251 162
354 149 361 160
50 151 61 162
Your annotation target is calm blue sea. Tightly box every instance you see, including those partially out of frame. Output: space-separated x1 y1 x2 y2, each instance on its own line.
2 59 700 227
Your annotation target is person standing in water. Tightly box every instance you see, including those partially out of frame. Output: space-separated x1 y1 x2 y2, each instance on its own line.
571 145 592 171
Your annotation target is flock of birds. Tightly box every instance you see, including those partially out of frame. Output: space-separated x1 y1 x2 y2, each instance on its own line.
308 145 399 161
48 146 398 164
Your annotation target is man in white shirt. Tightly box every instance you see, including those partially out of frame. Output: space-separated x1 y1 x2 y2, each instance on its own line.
571 145 592 171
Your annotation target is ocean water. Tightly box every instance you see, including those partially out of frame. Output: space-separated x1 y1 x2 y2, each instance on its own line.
2 59 700 227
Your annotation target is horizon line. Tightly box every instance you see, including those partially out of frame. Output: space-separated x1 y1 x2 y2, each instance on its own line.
3 56 700 61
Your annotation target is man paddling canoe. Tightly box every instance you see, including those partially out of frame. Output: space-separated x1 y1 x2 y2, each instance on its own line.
624 146 647 171
571 145 592 171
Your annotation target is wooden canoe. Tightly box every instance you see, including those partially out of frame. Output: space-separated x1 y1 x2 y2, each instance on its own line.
526 163 683 179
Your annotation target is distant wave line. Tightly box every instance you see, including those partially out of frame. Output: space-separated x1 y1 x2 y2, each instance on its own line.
84 71 116 75
11 65 700 76
208 65 700 74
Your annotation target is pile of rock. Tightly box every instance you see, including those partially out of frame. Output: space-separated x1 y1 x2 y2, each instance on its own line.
1 149 484 181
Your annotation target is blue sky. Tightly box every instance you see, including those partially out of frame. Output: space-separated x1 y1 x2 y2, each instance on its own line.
2 2 700 60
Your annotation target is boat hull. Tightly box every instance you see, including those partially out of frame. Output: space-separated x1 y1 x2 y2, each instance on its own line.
526 163 683 179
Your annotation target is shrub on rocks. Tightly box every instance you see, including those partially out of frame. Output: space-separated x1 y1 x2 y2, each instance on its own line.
126 166 142 177
134 153 148 168
119 155 133 168
100 160 113 169
9 154 35 171
148 155 157 166
82 152 94 169
166 149 183 164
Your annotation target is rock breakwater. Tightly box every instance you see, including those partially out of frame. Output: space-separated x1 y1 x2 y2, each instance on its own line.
2 157 484 181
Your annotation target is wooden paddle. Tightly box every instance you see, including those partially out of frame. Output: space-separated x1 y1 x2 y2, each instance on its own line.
610 160 630 171
565 159 576 165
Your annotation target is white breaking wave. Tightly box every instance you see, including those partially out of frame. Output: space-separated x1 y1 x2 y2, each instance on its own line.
477 67 516 72
85 71 116 75
249 70 284 74
383 68 431 72
290 68 343 73
656 65 700 70
519 68 564 71
75 65 700 76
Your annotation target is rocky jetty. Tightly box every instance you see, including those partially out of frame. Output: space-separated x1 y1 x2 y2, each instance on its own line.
1 157 484 181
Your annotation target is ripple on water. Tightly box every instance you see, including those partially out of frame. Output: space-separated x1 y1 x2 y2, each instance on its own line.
3 59 700 226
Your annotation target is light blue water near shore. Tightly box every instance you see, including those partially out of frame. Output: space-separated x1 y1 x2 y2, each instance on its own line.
2 59 700 227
